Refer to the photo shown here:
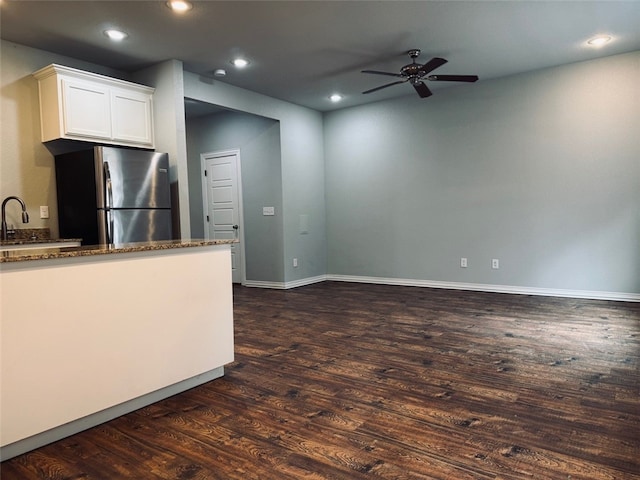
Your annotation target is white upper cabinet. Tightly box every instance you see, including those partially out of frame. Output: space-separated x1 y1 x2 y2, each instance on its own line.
33 64 155 148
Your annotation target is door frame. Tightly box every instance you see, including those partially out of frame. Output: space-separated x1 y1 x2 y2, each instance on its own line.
200 148 246 285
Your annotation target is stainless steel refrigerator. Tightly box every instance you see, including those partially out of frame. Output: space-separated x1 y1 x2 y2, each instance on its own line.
55 146 172 245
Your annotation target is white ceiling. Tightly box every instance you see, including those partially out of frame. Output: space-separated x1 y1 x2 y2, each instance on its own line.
2 1 639 112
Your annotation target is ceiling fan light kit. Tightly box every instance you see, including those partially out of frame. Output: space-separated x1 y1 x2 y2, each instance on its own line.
362 49 479 99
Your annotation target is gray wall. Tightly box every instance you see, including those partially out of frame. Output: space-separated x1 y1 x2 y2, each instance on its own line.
324 51 640 294
186 110 284 282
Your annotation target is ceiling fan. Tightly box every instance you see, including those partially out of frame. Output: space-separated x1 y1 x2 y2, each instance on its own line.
362 49 478 98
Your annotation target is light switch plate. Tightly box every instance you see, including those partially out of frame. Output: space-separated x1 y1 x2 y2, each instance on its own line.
263 206 275 216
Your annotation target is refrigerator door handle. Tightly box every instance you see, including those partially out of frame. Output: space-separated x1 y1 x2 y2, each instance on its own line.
106 209 114 245
104 161 114 244
104 161 113 209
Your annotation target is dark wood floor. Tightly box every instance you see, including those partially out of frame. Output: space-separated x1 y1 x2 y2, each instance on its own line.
2 282 639 479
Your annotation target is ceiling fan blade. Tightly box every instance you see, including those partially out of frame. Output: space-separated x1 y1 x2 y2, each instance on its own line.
428 74 479 82
362 80 406 94
361 70 404 78
413 82 432 98
418 57 447 75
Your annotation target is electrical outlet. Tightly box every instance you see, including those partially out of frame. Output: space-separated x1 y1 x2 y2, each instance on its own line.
460 257 468 268
39 206 49 219
293 258 298 267
263 206 275 216
492 259 499 269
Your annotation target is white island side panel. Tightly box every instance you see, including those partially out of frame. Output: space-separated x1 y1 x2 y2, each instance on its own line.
1 245 234 447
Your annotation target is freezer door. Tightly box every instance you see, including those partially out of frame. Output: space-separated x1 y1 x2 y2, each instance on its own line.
107 209 172 244
98 147 171 209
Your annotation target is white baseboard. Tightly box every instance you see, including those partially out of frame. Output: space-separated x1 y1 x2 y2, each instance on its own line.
244 273 639 302
285 275 328 289
244 275 327 290
326 274 640 302
243 279 287 289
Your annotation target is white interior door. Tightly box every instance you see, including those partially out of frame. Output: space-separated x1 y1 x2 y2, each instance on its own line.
201 150 244 283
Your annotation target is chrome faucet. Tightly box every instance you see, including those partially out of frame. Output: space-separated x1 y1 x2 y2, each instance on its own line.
1 196 30 241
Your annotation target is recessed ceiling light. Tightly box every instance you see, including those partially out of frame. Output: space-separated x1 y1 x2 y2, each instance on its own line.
329 94 343 103
167 1 192 13
231 58 249 68
587 35 612 47
104 29 128 41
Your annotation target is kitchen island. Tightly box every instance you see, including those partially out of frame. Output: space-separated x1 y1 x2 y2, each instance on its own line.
0 240 235 460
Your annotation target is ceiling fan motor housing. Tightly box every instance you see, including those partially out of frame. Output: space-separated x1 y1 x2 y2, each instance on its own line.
401 64 424 77
401 49 423 77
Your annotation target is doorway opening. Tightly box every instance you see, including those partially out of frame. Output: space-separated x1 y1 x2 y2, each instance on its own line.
184 99 283 284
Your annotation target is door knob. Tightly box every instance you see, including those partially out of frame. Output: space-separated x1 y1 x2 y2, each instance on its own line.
232 225 239 230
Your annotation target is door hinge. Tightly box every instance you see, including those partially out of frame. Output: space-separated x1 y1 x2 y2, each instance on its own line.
206 215 210 222
204 170 207 176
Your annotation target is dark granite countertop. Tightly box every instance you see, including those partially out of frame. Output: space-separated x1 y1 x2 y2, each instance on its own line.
0 239 235 263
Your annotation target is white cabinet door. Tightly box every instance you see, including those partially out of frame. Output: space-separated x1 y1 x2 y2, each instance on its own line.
62 78 111 140
111 88 154 146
